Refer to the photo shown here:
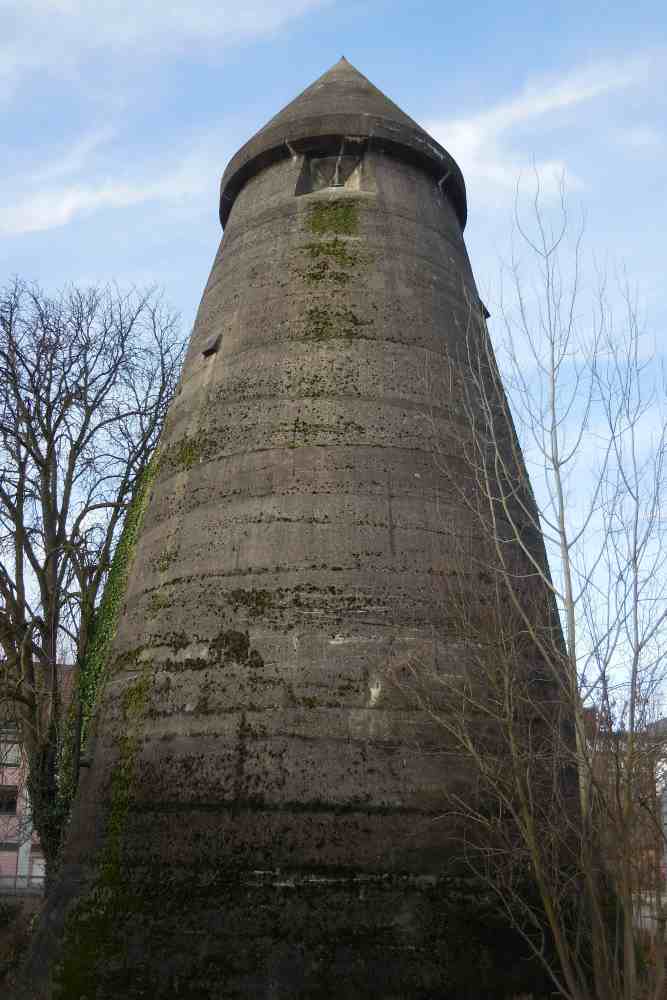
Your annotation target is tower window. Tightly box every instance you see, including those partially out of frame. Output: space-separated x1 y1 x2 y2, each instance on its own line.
295 141 367 196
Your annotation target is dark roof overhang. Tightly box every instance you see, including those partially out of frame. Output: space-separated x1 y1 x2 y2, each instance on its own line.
219 61 467 231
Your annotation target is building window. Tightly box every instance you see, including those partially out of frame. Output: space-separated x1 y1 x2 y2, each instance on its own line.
0 786 18 815
0 724 20 767
0 740 20 767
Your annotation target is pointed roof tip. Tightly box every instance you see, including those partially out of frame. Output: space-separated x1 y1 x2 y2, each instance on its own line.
325 55 370 76
220 59 468 230
257 57 425 137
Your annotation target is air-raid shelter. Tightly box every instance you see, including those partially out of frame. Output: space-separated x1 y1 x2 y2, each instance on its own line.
16 59 554 1000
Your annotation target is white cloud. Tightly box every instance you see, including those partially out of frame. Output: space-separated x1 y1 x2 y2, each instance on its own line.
14 0 328 48
425 54 655 201
0 0 329 100
1 140 226 236
2 184 144 235
30 127 116 183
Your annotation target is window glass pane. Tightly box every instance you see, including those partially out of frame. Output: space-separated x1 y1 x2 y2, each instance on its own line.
0 787 18 814
0 741 20 766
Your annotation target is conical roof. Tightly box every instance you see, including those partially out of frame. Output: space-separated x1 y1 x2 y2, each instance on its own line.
257 57 426 137
220 58 467 229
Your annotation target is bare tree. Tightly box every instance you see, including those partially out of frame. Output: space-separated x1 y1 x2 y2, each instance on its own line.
400 181 667 1000
0 279 183 876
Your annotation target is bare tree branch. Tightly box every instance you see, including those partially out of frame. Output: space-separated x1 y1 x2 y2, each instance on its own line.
0 278 183 876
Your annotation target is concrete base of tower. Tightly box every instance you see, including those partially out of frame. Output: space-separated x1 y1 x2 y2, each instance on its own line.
15 866 555 999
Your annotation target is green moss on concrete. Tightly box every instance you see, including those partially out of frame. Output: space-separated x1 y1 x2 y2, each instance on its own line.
227 588 273 616
307 200 359 236
304 238 359 267
157 431 219 476
54 668 152 997
299 238 365 286
304 305 370 342
103 672 150 864
99 739 136 884
121 672 151 721
210 627 264 670
215 629 250 661
289 415 365 446
77 458 159 745
154 547 178 574
304 305 333 341
147 589 172 616
53 454 161 997
165 435 205 471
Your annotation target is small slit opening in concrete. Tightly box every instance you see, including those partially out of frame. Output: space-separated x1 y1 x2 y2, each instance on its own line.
202 334 221 358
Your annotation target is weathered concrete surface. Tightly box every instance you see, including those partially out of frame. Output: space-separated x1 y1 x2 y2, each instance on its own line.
15 60 548 999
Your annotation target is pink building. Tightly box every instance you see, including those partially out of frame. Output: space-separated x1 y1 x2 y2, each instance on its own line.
0 664 75 894
0 721 45 893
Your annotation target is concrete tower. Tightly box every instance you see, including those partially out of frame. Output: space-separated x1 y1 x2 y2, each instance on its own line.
20 59 547 998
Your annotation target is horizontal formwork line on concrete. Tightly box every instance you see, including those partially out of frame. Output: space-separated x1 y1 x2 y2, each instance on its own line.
130 707 454 727
171 391 474 426
154 443 472 485
136 559 468 592
190 396 465 425
187 326 469 360
179 331 475 392
146 489 472 529
140 549 465 576
154 441 469 465
201 252 473 305
149 464 467 493
127 797 438 818
135 726 455 749
218 202 469 264
193 247 476 308
130 564 467 585
133 565 473 596
196 397 469 423
107 659 453 689
147 514 462 536
139 503 469 535
216 870 442 887
120 614 463 642
129 606 457 631
155 433 472 476
89 868 446 888
189 342 463 376
190 279 474 332
109 628 450 663
194 262 472 305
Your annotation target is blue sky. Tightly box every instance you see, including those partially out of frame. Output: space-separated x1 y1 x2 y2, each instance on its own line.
2 2 665 698
2 0 666 338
